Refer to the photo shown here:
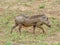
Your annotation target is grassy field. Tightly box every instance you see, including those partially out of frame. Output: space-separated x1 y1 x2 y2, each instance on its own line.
0 0 60 45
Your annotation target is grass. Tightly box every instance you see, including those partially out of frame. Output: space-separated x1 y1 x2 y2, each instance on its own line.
52 43 60 45
0 8 60 45
0 0 60 45
5 41 12 45
56 0 60 4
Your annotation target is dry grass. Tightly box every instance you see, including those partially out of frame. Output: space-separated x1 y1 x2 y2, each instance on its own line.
0 0 60 45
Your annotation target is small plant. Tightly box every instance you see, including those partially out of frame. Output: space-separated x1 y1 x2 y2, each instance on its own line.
39 4 45 9
22 3 31 6
5 41 12 45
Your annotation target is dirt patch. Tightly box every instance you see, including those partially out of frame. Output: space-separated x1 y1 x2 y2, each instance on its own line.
0 31 5 36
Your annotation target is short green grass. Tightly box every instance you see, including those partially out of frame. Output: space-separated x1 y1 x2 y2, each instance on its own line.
39 4 45 9
52 43 60 45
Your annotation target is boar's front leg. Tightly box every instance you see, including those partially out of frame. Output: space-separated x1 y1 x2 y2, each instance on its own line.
11 23 18 34
33 25 36 34
39 26 45 34
40 26 45 34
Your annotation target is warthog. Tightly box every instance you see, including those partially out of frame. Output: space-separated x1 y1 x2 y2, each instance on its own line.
11 14 51 34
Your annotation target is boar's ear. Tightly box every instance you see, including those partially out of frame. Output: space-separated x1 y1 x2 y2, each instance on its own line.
47 18 48 20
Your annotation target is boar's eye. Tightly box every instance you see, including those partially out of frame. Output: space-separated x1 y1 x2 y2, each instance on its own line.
42 15 47 19
45 18 48 21
47 18 48 20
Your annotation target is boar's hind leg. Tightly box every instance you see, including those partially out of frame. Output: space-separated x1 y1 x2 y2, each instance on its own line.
33 25 36 34
19 24 22 34
11 23 18 34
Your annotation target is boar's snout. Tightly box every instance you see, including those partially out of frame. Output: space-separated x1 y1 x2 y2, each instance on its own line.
48 24 51 28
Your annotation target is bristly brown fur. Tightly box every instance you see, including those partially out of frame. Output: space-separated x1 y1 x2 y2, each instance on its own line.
11 14 51 34
29 14 45 19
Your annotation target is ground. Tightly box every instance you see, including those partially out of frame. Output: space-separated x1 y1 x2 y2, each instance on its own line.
0 0 60 45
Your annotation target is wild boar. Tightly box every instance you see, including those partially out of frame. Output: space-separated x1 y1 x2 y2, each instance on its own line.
11 14 51 34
